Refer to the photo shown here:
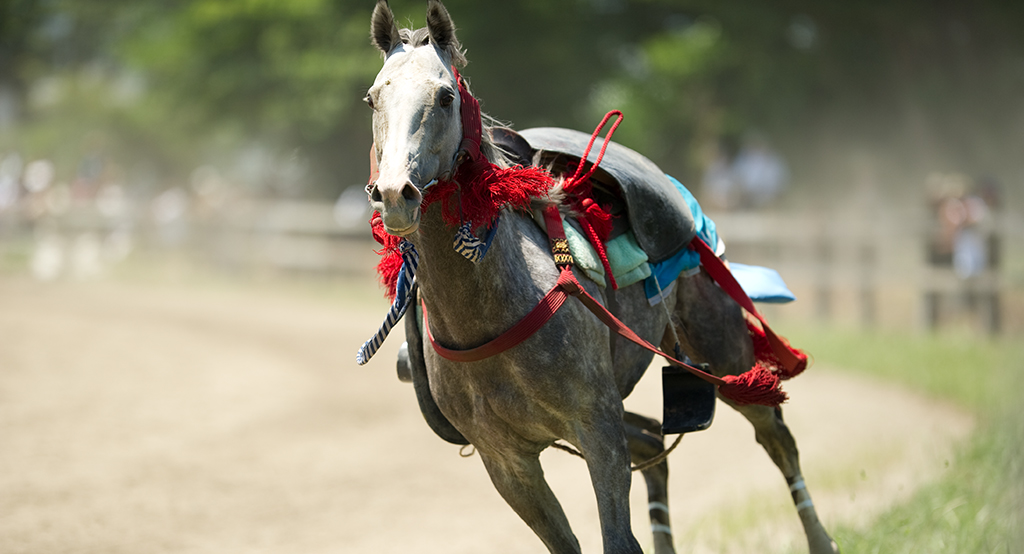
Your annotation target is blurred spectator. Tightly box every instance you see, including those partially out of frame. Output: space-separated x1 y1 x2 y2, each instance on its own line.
333 186 370 230
731 133 789 208
23 159 55 194
701 133 789 210
700 138 738 210
927 173 1000 278
951 192 989 279
73 140 106 202
924 173 1003 334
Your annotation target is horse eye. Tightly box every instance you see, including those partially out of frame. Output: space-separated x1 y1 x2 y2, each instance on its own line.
363 94 375 109
440 90 455 108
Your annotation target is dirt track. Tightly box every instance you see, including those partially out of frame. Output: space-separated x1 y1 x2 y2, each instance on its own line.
0 275 973 553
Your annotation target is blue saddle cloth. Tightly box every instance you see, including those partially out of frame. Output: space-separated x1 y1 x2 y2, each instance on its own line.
644 175 795 305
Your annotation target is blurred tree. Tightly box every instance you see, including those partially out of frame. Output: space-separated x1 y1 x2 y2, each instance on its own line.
4 0 1024 202
115 0 384 195
593 0 1024 197
0 0 47 126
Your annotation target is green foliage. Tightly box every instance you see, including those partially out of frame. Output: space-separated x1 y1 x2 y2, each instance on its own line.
120 0 380 142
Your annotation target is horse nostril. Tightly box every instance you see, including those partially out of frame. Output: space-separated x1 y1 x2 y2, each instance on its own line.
401 183 421 202
370 186 383 203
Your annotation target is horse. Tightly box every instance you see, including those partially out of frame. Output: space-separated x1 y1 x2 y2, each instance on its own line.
363 2 840 553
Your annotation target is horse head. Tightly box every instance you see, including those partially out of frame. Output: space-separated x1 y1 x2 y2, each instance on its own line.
366 0 464 237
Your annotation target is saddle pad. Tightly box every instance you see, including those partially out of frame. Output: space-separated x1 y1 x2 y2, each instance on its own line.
520 127 697 263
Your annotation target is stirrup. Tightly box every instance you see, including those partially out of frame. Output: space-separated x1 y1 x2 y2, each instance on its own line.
662 362 716 435
397 341 412 383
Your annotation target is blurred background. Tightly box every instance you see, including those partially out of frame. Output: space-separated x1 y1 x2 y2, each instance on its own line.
2 2 1023 553
1 0 1022 333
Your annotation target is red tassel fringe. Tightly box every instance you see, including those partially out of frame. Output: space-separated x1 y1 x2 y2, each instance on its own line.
424 161 555 229
580 198 613 242
370 213 405 301
718 362 788 406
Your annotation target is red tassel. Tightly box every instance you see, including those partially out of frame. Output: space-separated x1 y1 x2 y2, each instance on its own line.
377 252 403 301
373 163 554 300
370 213 405 301
425 163 555 229
718 363 788 406
581 198 613 242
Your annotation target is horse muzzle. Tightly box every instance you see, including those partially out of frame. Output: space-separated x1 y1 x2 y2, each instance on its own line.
368 180 424 236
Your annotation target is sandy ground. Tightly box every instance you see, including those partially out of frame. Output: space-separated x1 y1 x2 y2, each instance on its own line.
0 275 974 554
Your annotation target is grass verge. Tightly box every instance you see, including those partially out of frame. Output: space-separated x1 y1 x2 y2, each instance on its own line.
782 325 1024 553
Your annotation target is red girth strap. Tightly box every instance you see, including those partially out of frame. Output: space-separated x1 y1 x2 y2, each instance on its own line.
424 205 787 407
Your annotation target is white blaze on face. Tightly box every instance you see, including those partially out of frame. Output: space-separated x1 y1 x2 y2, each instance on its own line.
369 45 461 219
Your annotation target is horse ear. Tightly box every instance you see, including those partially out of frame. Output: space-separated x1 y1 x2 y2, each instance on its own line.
426 0 458 53
371 0 402 56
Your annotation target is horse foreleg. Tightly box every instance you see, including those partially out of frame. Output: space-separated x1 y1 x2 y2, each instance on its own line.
477 450 582 554
624 411 676 554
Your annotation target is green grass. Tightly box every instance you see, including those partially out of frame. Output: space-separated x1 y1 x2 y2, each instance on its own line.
782 325 1024 553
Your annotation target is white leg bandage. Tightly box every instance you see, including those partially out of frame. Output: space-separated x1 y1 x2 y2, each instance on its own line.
651 523 673 536
648 501 670 515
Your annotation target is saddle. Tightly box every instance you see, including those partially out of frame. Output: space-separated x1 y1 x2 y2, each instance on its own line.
494 127 697 263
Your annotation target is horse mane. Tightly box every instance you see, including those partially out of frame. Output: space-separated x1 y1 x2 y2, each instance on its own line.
398 27 468 68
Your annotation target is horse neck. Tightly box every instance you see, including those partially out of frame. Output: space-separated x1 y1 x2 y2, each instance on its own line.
410 203 549 349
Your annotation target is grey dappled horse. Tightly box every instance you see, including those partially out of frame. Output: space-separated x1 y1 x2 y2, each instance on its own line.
365 2 839 553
